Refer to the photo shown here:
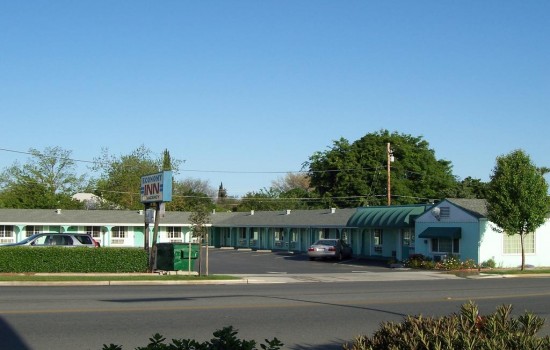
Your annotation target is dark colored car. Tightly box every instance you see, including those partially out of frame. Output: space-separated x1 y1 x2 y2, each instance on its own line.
1 233 100 247
307 238 352 261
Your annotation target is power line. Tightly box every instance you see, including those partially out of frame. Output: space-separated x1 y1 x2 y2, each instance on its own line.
0 147 383 175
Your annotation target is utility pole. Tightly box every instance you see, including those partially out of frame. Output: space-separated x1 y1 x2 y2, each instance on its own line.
387 142 394 206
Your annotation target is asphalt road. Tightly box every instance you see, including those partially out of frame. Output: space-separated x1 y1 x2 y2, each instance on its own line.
2 277 550 350
199 248 392 275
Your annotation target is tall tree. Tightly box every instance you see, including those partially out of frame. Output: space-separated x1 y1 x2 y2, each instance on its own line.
487 150 549 270
0 147 85 209
162 149 172 171
304 130 457 207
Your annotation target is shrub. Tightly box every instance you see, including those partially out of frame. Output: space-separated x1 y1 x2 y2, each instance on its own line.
343 301 550 350
481 258 497 269
0 247 148 273
405 254 479 271
101 325 283 350
438 255 478 271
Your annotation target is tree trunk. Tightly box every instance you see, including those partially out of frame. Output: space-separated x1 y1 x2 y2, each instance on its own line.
520 233 525 271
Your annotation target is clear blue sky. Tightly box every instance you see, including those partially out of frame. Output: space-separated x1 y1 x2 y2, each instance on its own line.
1 1 548 197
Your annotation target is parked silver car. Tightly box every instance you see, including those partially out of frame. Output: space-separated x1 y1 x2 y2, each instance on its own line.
1 233 99 247
307 239 352 261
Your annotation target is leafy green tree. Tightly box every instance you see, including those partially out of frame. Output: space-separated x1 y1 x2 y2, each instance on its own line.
304 130 458 207
91 145 182 210
447 176 489 199
0 147 85 209
236 187 315 211
487 150 549 270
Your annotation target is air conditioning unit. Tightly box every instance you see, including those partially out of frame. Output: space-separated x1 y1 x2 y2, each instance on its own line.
433 254 447 262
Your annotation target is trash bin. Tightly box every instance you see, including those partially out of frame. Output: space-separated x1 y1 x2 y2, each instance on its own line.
155 243 199 271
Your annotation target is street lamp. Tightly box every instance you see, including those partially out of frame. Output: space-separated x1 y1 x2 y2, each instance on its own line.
387 143 395 206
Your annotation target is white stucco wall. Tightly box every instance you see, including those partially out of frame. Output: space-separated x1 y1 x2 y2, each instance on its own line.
483 220 550 268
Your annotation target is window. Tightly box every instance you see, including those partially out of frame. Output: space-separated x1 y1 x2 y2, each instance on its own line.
167 227 181 239
0 226 14 239
86 226 101 239
503 233 535 254
26 226 42 237
319 228 329 239
402 229 414 247
274 229 284 241
274 229 285 247
112 227 127 238
251 229 259 241
239 228 247 239
431 238 459 253
373 229 383 246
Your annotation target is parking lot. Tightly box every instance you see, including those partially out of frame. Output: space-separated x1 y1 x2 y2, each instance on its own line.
202 247 393 275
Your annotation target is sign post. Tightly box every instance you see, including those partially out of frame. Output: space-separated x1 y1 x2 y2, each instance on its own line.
140 171 172 272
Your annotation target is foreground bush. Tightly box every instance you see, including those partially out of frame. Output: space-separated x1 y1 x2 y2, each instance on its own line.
344 301 550 350
0 247 147 273
102 325 283 350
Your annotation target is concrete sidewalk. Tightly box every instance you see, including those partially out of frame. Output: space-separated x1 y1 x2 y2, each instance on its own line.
0 269 468 286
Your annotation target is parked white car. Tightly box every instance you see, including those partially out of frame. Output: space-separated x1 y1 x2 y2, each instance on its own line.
1 233 100 247
307 239 352 261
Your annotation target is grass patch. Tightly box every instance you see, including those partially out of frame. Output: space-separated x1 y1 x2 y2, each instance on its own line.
0 274 240 282
481 268 550 275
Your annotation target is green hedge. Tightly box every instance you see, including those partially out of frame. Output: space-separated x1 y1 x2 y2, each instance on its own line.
0 247 148 273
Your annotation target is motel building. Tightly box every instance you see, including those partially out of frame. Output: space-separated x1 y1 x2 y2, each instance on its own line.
0 198 549 268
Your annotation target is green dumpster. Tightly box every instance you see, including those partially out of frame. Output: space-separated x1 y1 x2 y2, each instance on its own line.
155 243 199 271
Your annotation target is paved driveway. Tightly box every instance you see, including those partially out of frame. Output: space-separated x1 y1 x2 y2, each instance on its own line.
201 248 394 275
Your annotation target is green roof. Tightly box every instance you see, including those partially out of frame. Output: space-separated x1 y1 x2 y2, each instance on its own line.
347 205 432 228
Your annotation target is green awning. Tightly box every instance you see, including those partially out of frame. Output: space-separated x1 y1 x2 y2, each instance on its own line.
347 205 431 228
419 227 461 239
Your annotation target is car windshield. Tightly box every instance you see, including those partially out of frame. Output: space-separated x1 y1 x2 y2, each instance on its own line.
16 234 43 245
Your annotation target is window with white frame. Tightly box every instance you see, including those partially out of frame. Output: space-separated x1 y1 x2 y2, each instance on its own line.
431 238 459 254
319 228 329 239
112 227 127 238
26 225 42 237
503 232 535 254
167 227 182 241
86 226 101 239
111 227 127 245
0 225 14 238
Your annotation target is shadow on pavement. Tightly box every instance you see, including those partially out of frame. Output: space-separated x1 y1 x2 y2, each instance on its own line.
0 317 31 350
